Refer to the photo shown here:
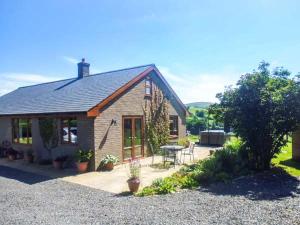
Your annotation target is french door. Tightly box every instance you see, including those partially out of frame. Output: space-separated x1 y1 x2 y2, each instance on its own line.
123 116 144 161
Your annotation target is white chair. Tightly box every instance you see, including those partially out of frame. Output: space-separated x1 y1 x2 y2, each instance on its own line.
180 143 195 163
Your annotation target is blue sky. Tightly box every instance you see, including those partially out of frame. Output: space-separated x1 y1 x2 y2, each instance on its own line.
1 0 300 103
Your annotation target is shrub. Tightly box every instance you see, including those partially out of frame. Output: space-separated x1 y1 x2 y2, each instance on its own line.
155 177 177 194
215 172 231 183
137 186 157 197
138 139 251 196
178 137 190 148
223 138 243 152
101 155 118 165
75 149 93 163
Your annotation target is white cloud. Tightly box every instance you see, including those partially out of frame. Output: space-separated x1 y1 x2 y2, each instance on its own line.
62 56 78 65
0 73 63 96
158 66 241 104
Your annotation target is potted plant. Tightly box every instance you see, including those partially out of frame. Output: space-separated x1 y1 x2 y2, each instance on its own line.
53 155 67 169
25 150 34 163
75 149 93 173
127 159 141 193
7 149 18 161
101 155 118 171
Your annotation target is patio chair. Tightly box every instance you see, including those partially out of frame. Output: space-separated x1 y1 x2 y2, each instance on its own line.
180 143 195 163
163 149 176 168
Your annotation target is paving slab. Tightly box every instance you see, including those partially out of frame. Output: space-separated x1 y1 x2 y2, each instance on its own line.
0 146 212 193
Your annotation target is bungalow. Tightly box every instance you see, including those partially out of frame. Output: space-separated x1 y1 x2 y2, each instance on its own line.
0 59 187 170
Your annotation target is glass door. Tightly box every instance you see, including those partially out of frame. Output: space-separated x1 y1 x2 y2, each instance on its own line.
133 118 143 158
123 116 144 161
123 118 133 160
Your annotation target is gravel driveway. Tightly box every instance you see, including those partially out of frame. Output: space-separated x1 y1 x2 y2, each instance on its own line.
0 165 299 225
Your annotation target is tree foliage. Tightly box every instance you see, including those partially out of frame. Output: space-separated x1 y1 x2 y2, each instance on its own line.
212 61 300 170
144 88 170 155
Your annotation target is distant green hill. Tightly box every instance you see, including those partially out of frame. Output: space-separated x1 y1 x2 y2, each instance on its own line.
185 102 214 109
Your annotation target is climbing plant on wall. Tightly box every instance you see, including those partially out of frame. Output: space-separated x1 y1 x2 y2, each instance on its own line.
144 87 170 158
39 118 59 157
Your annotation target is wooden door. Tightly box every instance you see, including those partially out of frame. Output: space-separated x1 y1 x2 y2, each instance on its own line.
123 116 144 161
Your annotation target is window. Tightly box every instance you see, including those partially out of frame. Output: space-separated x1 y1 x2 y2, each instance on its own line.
12 119 32 144
61 118 78 144
145 77 152 96
169 116 178 136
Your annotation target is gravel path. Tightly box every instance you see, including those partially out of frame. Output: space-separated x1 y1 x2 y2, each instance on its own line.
0 165 299 225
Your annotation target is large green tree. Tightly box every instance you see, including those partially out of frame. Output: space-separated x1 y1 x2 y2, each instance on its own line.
212 62 300 170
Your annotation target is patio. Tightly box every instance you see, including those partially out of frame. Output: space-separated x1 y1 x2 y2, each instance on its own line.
0 145 213 193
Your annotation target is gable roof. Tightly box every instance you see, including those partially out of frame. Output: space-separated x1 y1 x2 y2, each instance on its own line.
0 64 186 117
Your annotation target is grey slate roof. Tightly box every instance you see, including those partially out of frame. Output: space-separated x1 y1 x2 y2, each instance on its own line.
0 64 153 115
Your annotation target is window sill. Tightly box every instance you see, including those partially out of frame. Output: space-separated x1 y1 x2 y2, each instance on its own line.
61 142 79 146
169 135 179 140
12 143 32 146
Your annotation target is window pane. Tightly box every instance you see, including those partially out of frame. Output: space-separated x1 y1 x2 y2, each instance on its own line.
169 116 178 135
28 120 32 144
134 118 142 157
13 119 19 143
123 119 132 159
69 119 77 144
62 118 77 144
145 80 151 86
145 87 151 95
19 119 28 144
62 119 69 143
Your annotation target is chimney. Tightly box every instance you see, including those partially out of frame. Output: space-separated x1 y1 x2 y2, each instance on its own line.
77 58 90 78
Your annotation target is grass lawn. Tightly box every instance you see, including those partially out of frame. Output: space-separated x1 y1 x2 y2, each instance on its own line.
272 141 300 177
188 135 199 143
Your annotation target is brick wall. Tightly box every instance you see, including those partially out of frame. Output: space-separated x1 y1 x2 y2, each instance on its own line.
0 115 94 168
93 72 186 170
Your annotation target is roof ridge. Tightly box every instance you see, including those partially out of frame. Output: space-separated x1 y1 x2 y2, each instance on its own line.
87 63 155 77
17 64 155 89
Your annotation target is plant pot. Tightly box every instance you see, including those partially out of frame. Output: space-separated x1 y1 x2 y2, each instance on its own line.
53 160 63 169
25 155 34 163
8 154 16 161
127 178 140 193
76 162 89 173
105 162 114 171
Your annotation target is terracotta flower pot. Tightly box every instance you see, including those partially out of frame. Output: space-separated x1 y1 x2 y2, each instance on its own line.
8 154 16 161
127 178 140 193
105 162 114 171
25 155 34 163
53 160 63 169
76 162 89 173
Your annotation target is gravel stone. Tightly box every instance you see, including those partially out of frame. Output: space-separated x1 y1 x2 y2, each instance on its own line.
0 165 299 225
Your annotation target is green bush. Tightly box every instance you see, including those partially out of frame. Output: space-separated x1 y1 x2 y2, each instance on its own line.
138 138 251 196
215 172 231 183
137 186 157 197
75 149 93 163
177 137 190 147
